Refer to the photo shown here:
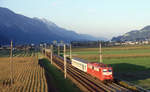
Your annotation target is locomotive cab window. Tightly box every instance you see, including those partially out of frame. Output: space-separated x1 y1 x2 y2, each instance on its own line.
94 67 99 71
108 69 112 72
88 65 92 69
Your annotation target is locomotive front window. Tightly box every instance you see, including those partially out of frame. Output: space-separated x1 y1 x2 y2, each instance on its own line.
93 67 99 71
108 69 112 72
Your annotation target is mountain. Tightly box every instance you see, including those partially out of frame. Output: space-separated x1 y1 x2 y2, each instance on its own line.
0 7 105 45
111 26 150 42
79 34 107 41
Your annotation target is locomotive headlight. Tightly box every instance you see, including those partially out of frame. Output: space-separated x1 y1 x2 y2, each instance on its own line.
103 69 107 72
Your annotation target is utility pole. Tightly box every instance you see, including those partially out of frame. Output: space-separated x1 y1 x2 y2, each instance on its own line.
64 44 67 79
70 44 72 60
45 44 46 57
42 45 43 55
34 46 36 64
36 47 39 63
10 40 13 84
99 42 103 63
50 45 53 64
58 44 60 56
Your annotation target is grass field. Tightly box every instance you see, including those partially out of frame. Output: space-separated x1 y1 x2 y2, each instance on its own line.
0 49 35 57
1 45 150 90
67 45 150 90
0 50 81 92
0 55 48 92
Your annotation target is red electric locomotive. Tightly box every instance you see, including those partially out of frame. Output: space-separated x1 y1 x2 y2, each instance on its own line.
87 62 113 81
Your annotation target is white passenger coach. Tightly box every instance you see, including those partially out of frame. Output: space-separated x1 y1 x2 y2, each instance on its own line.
71 58 87 72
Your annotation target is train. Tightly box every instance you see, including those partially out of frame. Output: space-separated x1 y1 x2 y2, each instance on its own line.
43 48 113 81
71 58 113 81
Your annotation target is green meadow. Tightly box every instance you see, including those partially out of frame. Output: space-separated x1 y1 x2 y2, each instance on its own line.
67 45 150 90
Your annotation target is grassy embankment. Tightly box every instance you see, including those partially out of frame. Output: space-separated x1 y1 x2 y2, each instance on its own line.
39 58 81 92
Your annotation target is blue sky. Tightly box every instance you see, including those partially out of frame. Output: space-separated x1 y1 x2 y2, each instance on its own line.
1 0 150 39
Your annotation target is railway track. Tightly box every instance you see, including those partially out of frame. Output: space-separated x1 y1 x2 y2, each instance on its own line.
46 53 135 92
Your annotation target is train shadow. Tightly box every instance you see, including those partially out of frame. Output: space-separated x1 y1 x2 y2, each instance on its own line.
38 58 58 92
111 63 150 82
